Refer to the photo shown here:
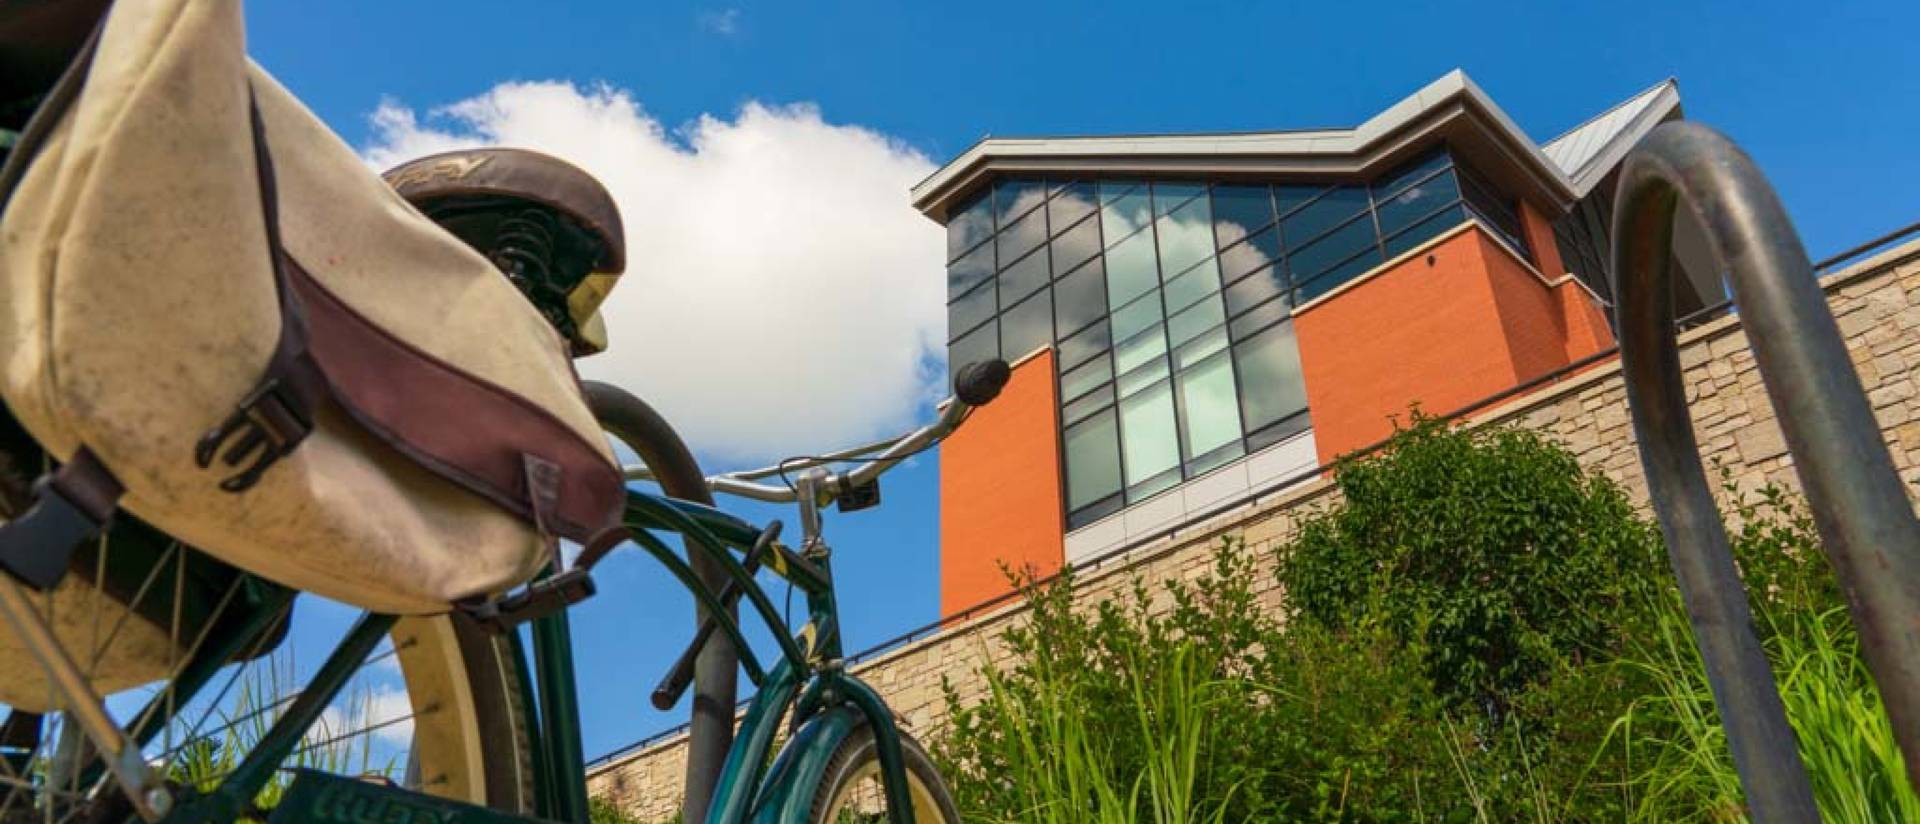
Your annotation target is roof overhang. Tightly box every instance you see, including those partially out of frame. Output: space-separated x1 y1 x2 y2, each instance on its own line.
910 70 1584 225
1540 79 1683 197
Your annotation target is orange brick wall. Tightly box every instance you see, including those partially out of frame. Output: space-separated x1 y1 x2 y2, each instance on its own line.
938 351 1065 614
1294 223 1616 464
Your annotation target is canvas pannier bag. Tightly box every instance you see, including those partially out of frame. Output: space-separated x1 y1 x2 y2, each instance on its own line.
0 0 625 622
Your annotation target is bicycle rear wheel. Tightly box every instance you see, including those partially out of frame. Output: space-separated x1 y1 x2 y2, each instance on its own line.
0 533 538 821
806 726 959 824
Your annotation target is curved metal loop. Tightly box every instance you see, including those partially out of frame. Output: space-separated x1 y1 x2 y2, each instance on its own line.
1614 121 1920 821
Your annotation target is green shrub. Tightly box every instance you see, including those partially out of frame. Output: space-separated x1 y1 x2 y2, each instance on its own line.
1280 412 1663 720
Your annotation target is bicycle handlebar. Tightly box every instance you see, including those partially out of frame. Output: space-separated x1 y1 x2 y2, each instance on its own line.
621 359 1011 506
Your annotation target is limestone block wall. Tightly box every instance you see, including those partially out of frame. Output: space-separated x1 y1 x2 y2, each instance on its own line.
587 241 1920 821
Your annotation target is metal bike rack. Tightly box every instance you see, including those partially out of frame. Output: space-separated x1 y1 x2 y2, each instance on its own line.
1613 121 1920 822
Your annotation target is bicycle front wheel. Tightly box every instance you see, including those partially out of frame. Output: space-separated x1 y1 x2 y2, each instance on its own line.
805 726 959 824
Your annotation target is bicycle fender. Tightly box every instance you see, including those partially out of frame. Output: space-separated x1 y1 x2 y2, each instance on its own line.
750 704 865 823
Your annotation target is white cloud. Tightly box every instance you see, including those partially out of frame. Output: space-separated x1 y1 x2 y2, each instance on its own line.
361 82 947 467
698 8 741 36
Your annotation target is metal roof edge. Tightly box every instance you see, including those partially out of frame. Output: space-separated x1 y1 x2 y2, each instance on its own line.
908 68 1580 222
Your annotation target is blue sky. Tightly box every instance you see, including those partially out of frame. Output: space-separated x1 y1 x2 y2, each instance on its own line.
241 0 1920 759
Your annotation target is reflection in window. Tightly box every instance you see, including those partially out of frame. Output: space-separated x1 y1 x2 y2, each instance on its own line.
1114 324 1168 377
947 193 993 261
1103 230 1159 309
948 241 994 300
1100 184 1153 241
1162 258 1220 315
1168 295 1224 347
1112 290 1162 343
1156 197 1216 277
1211 185 1274 247
1219 227 1280 283
1001 289 1052 361
995 179 1048 223
1057 318 1110 370
1060 353 1112 401
1053 260 1108 337
1384 205 1466 258
1225 265 1288 318
1375 169 1460 237
1372 149 1450 200
949 280 995 338
1232 321 1308 434
1281 185 1370 245
997 249 1049 310
1287 215 1378 283
1065 410 1124 512
1051 216 1102 274
1049 183 1097 233
1176 351 1244 475
1152 182 1206 215
949 318 997 371
1120 380 1180 492
996 207 1048 267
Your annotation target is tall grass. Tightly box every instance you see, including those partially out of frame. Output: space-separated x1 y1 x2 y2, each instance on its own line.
1615 589 1919 823
963 643 1240 824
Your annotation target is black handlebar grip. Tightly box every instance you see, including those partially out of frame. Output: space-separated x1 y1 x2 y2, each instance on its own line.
954 359 1012 407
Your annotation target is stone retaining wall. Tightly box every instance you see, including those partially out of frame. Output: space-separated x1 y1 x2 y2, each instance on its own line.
587 240 1920 821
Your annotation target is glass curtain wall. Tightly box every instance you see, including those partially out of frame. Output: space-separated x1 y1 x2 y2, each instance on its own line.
945 144 1532 529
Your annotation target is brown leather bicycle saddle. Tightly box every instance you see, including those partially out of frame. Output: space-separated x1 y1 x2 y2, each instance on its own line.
385 148 626 356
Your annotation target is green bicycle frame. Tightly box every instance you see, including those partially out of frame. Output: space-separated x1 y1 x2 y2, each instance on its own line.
618 490 921 824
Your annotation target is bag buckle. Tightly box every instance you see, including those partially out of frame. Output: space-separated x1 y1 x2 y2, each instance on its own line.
195 377 314 493
458 569 597 634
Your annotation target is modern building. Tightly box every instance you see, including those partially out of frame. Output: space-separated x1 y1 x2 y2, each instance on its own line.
915 70 1726 614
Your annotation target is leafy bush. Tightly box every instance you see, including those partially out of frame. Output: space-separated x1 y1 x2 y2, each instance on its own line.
1280 413 1663 720
934 414 1914 822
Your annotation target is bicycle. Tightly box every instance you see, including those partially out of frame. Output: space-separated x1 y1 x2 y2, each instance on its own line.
0 14 1004 815
0 355 1007 824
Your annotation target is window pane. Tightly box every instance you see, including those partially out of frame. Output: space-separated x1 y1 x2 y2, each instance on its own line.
1168 294 1224 346
1116 356 1170 398
995 179 1047 224
1295 249 1383 304
1069 494 1126 530
1233 321 1309 433
949 280 995 339
996 207 1048 266
1060 352 1112 401
1376 168 1460 237
1151 182 1205 215
1229 294 1292 341
1111 289 1161 342
1001 289 1052 360
1211 185 1274 247
1174 325 1229 370
1058 318 1110 370
1225 264 1289 318
1065 409 1124 512
1155 196 1215 276
997 248 1049 310
1063 384 1114 427
1383 204 1467 258
1373 148 1451 200
1119 380 1180 487
1177 351 1244 469
1100 185 1153 241
948 241 994 301
1163 258 1220 314
947 192 993 262
1104 230 1159 308
1128 467 1182 503
1053 259 1107 337
1247 411 1312 453
1219 226 1281 284
1273 184 1325 217
1049 183 1097 234
1114 324 1168 376
1286 215 1378 282
1281 185 1370 246
949 318 998 370
1050 215 1102 274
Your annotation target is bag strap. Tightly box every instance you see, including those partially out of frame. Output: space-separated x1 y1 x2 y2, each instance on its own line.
192 90 324 493
0 447 124 590
199 87 624 546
